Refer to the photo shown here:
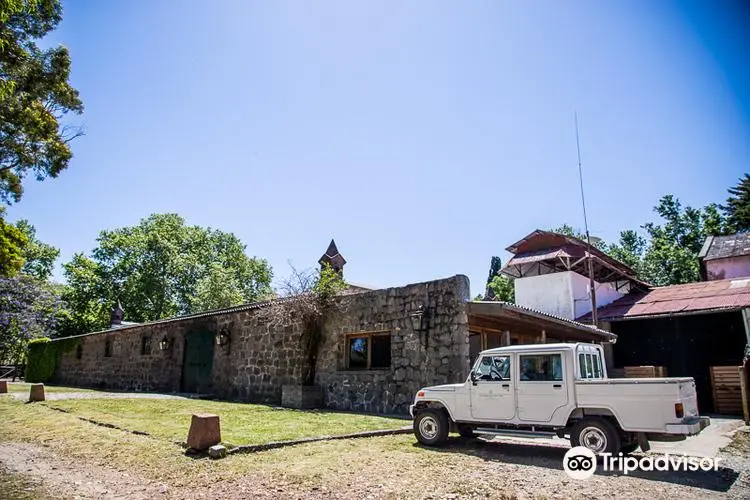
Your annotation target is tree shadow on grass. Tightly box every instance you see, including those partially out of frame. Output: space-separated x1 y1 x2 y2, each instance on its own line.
414 437 739 493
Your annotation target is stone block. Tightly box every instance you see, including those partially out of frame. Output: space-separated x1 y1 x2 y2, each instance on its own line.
0 380 7 393
208 444 227 459
29 383 45 402
187 413 221 451
282 385 323 409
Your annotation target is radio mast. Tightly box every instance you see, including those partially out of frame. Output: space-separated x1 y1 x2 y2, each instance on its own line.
575 113 598 327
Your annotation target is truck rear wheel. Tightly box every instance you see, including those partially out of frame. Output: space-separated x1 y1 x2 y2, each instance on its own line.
414 409 449 446
570 418 621 455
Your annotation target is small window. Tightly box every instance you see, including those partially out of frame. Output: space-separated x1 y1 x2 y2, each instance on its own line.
141 336 151 356
579 350 604 379
104 338 112 357
75 344 83 360
519 354 563 381
346 332 391 370
473 355 511 381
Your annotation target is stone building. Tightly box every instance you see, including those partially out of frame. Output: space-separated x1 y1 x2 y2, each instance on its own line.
40 241 613 414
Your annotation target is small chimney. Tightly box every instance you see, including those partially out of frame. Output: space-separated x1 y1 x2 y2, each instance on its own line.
318 239 346 277
110 300 125 328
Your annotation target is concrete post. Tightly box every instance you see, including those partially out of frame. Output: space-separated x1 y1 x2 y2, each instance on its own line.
187 414 221 451
29 383 45 402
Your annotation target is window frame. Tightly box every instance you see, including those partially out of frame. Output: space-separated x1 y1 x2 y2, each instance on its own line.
472 354 512 382
344 330 391 370
104 338 113 358
140 335 152 356
518 352 564 383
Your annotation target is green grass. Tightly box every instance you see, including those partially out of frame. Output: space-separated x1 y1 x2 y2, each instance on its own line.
5 382 96 394
44 398 406 447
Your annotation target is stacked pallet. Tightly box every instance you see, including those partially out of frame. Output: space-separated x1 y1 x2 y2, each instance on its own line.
710 366 743 415
623 366 668 378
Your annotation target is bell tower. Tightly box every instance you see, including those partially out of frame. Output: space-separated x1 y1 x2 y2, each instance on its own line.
318 239 346 276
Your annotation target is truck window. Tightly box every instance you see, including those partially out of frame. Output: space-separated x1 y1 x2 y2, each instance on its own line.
578 350 604 379
474 355 510 381
519 354 563 382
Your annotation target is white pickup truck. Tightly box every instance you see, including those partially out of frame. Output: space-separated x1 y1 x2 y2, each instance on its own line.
410 343 710 454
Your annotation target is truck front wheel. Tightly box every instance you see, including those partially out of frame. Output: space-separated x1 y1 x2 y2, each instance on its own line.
570 418 621 455
414 409 449 446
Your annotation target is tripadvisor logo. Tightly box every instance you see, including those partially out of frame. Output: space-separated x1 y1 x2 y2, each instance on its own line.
563 447 723 480
563 447 597 480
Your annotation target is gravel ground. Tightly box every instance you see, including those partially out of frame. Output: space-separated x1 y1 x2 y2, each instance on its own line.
0 432 748 499
10 391 197 401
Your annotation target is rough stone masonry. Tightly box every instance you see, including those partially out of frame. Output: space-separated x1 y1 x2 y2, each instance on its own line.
47 275 471 414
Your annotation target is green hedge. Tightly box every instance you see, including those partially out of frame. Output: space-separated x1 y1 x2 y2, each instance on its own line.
25 337 80 383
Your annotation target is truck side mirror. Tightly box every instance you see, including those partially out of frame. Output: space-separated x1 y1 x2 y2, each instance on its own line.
470 371 478 386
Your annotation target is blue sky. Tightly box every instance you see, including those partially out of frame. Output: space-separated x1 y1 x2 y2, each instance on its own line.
5 0 750 297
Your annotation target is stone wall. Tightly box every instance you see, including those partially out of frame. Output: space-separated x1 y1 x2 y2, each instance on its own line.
317 274 471 414
49 275 471 414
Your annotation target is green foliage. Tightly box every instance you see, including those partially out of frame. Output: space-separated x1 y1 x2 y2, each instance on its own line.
551 224 608 251
555 194 731 286
60 213 273 334
486 274 515 303
0 209 27 276
25 335 78 382
189 262 246 312
1 0 84 204
482 256 515 303
14 219 59 279
723 173 750 233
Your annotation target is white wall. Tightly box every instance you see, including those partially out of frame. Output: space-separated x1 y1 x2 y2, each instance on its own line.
569 271 624 320
515 271 626 320
515 272 575 319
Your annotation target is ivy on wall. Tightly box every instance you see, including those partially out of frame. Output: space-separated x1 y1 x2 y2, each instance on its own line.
25 337 79 382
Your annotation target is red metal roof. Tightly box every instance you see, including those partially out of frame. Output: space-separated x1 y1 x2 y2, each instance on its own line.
579 277 750 321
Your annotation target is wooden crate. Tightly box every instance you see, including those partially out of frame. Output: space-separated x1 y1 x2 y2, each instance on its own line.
710 366 743 415
609 368 625 378
623 366 668 378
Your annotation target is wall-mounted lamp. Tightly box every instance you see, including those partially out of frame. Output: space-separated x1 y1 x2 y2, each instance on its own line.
159 336 172 351
409 305 427 332
409 304 433 348
215 329 230 347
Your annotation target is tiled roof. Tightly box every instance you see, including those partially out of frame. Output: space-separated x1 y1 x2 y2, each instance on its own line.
700 233 750 261
578 277 750 321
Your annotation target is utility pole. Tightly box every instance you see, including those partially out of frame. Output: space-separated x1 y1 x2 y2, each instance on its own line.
575 113 598 328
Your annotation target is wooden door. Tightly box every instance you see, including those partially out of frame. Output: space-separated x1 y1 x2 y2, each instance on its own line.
182 331 214 394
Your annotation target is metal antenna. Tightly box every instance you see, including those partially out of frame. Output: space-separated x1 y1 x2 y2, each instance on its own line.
575 113 598 327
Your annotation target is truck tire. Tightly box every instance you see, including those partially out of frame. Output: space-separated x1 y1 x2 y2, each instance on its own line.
457 424 476 439
414 409 449 446
619 442 639 455
570 417 621 455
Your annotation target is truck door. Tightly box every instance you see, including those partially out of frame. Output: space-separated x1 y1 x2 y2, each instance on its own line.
516 352 568 422
469 354 516 420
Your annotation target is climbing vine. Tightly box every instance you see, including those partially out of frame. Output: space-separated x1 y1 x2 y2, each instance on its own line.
25 337 79 382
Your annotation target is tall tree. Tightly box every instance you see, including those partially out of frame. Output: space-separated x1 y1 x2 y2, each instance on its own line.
639 195 726 286
0 275 60 367
482 256 515 302
1 0 83 204
14 219 59 279
0 207 27 276
722 173 750 233
60 214 273 335
189 262 246 312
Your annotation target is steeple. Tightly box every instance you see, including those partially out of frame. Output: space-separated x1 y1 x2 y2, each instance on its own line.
318 239 346 276
110 300 125 327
